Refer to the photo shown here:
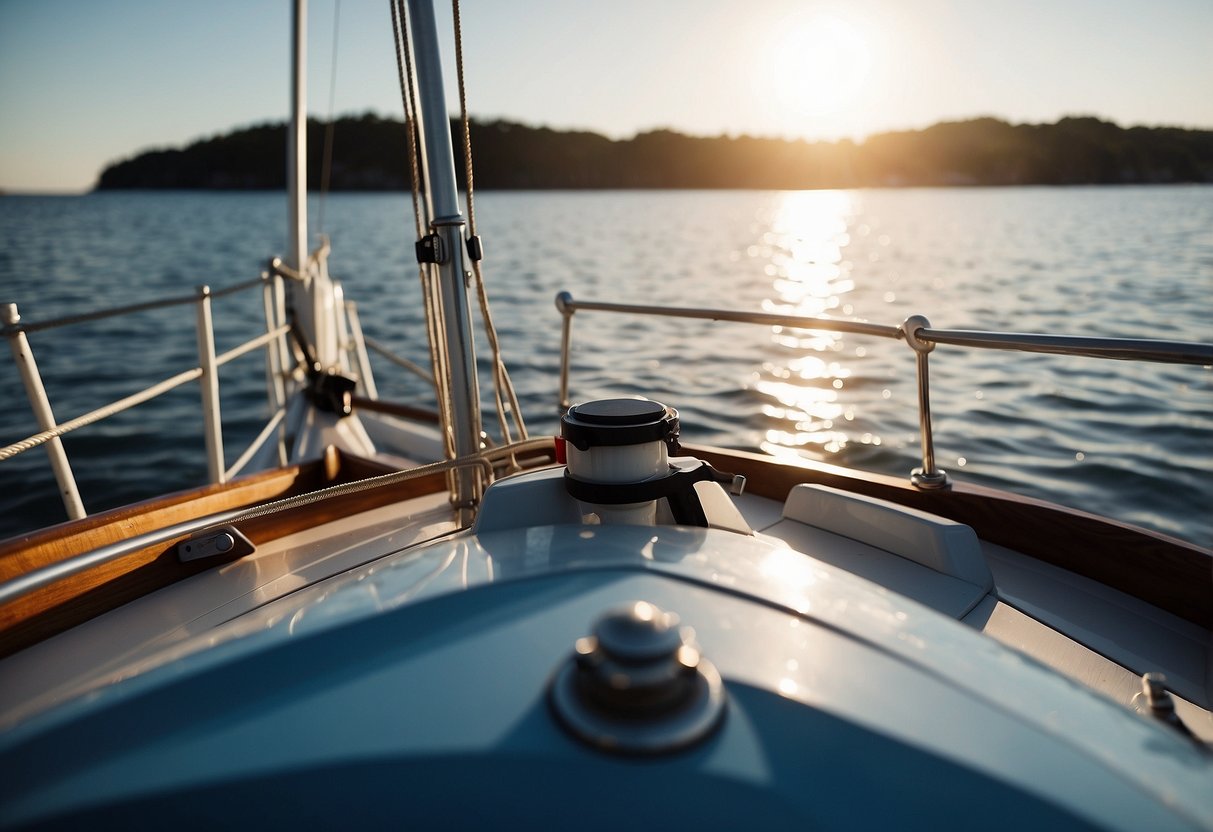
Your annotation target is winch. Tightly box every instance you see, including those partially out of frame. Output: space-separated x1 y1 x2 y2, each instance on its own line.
560 398 746 527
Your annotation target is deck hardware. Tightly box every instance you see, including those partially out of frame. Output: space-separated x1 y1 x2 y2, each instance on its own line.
1132 673 1196 739
465 234 483 261
549 601 726 755
415 232 446 264
558 398 746 527
560 398 681 454
308 368 358 416
564 460 741 527
560 398 681 524
901 315 950 490
177 526 254 563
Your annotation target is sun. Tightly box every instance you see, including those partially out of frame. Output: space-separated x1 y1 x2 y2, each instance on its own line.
764 13 872 129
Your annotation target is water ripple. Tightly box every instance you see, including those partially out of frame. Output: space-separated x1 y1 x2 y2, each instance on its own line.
1 188 1210 547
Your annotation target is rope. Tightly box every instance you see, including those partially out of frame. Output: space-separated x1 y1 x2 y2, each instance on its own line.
451 0 477 238
231 452 492 523
6 276 268 335
232 436 553 525
0 438 558 609
10 293 197 335
389 0 425 240
0 368 203 462
391 0 456 465
450 0 529 451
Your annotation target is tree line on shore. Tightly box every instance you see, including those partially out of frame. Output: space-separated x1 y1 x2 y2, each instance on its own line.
96 114 1213 191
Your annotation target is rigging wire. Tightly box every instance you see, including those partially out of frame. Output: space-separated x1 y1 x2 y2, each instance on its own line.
390 0 457 464
388 0 529 480
451 0 529 447
317 0 342 237
390 0 427 240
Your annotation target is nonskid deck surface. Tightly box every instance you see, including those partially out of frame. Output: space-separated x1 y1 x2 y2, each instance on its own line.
2 479 1211 830
731 490 1212 739
2 459 1208 745
0 489 459 729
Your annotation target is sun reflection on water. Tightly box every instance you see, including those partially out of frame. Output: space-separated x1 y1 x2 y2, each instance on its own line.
754 190 875 460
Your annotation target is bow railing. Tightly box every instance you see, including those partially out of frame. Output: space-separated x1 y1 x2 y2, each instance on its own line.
554 291 1213 491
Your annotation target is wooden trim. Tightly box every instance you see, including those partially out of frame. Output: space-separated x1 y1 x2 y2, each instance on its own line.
0 449 449 657
0 461 326 581
688 444 1213 629
3 441 1207 656
334 450 403 480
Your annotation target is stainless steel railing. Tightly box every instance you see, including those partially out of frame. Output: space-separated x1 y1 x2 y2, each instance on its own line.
1 272 298 519
0 256 396 520
554 292 1213 490
2 247 454 523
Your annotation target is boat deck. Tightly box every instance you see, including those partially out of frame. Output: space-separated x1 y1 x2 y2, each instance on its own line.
737 491 1211 739
2 458 1208 743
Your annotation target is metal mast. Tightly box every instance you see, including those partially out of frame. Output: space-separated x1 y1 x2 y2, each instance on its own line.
287 0 338 368
405 0 483 512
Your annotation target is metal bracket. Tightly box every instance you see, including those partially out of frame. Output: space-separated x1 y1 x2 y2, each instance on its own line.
177 525 255 563
309 369 358 417
900 314 950 490
415 233 446 265
1132 673 1198 741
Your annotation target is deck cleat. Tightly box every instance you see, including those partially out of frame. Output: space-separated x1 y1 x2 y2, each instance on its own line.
549 600 726 755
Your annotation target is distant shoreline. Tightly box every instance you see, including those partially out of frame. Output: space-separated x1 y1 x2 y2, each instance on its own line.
6 181 1213 198
7 181 1213 199
93 115 1213 193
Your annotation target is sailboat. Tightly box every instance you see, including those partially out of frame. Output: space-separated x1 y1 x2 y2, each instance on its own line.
1 1 1210 828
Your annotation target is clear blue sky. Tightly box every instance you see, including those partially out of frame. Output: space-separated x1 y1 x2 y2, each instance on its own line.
2 0 1211 192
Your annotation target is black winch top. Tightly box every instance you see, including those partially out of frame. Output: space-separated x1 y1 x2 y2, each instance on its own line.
561 398 680 451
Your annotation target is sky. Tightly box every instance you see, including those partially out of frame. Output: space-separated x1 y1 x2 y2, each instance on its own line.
1 0 1211 193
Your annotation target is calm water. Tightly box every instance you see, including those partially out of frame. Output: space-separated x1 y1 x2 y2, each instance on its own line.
1 187 1210 546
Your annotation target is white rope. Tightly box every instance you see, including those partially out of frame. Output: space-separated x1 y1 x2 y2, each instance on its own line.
0 368 203 462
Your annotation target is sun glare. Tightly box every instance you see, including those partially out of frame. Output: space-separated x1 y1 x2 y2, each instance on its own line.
764 13 872 133
755 191 863 460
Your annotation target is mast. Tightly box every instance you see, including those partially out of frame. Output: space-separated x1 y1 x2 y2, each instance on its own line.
288 0 307 284
287 0 338 367
405 0 483 511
